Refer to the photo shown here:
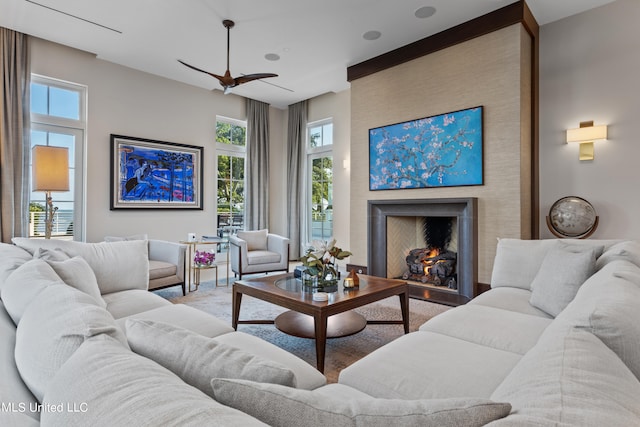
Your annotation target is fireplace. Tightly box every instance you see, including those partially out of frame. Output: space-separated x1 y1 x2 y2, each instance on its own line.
368 198 477 305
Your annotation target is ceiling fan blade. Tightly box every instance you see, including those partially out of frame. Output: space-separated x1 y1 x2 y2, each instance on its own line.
178 60 225 83
234 73 278 85
179 20 277 94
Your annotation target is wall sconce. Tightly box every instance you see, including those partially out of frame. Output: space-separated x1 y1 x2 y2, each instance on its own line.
566 121 608 161
32 145 69 239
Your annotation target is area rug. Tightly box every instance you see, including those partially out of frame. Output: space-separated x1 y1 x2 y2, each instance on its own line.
154 278 450 383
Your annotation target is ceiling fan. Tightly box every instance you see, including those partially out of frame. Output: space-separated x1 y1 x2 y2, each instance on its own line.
178 19 277 95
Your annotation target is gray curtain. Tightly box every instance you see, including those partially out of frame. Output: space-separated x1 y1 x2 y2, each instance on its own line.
0 27 30 243
245 98 270 230
286 100 307 259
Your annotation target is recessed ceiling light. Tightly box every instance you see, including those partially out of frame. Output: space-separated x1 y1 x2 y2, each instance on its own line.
363 30 381 41
265 53 280 61
415 6 436 19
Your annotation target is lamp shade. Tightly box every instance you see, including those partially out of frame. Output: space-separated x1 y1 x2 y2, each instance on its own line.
32 145 70 191
566 125 607 143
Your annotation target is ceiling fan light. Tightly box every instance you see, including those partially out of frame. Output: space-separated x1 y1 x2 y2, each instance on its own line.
223 86 233 95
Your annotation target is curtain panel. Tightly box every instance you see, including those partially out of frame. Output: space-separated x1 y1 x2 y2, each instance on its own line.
245 98 270 231
0 27 30 242
286 100 307 259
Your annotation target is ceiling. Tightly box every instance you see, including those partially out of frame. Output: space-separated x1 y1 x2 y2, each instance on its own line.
1 0 616 109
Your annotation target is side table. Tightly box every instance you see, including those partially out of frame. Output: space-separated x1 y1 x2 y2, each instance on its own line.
180 238 229 292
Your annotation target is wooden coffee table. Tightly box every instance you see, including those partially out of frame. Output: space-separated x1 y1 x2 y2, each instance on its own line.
232 273 409 373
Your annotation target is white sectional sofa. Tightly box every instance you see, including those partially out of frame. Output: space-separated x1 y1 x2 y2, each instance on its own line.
2 237 639 426
339 238 640 425
0 238 326 426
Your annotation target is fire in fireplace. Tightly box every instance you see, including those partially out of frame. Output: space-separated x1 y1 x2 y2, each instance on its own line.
402 217 457 289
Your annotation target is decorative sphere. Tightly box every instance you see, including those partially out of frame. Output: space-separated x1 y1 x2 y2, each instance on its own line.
548 196 598 238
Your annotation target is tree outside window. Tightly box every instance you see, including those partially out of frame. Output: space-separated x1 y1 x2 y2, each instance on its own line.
308 121 333 241
216 118 246 230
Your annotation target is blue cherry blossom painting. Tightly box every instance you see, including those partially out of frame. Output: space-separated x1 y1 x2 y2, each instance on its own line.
369 106 483 190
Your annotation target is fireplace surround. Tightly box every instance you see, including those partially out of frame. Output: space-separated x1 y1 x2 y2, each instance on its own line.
368 198 478 305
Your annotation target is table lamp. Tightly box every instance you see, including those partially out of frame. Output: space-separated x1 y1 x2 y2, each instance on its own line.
32 145 69 239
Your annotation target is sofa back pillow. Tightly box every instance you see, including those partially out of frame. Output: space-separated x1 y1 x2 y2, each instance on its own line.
211 378 512 427
490 239 558 290
125 319 297 394
15 284 128 402
528 245 600 317
12 238 149 294
490 238 613 291
42 334 266 426
104 234 148 242
1 259 64 325
43 256 106 308
0 243 33 295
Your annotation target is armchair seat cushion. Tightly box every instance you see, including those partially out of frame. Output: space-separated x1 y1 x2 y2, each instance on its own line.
149 260 177 280
247 250 281 265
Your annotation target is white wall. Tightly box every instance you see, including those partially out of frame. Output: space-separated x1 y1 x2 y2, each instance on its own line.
539 0 640 239
30 37 288 244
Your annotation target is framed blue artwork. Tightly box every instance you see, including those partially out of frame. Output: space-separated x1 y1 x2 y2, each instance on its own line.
110 134 203 209
369 106 483 190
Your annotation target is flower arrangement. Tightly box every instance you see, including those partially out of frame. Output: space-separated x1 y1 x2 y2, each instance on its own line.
300 239 351 285
194 250 215 267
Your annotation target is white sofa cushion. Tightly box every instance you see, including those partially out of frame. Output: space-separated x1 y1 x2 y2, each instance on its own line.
0 301 39 424
0 242 32 294
237 229 268 251
490 239 557 290
557 264 640 381
1 259 63 324
101 289 171 319
104 234 148 242
15 284 128 402
213 331 327 391
490 324 640 426
490 238 615 291
529 245 599 317
33 247 70 261
40 256 106 308
42 334 266 426
11 238 149 294
211 378 511 427
116 303 234 338
596 240 640 270
419 304 552 355
126 320 297 393
468 287 551 318
338 331 522 399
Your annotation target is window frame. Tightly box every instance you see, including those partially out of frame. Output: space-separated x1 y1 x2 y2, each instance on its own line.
215 116 247 231
30 74 87 241
305 118 334 242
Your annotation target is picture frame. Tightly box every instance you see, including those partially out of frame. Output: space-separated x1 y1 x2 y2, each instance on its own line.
369 106 483 190
110 134 203 210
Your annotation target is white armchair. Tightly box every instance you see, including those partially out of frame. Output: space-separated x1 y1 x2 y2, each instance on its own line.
229 230 289 280
147 239 187 295
105 235 186 295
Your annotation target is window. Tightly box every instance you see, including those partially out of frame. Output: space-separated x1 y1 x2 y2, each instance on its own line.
216 117 246 233
307 120 334 242
29 75 86 240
